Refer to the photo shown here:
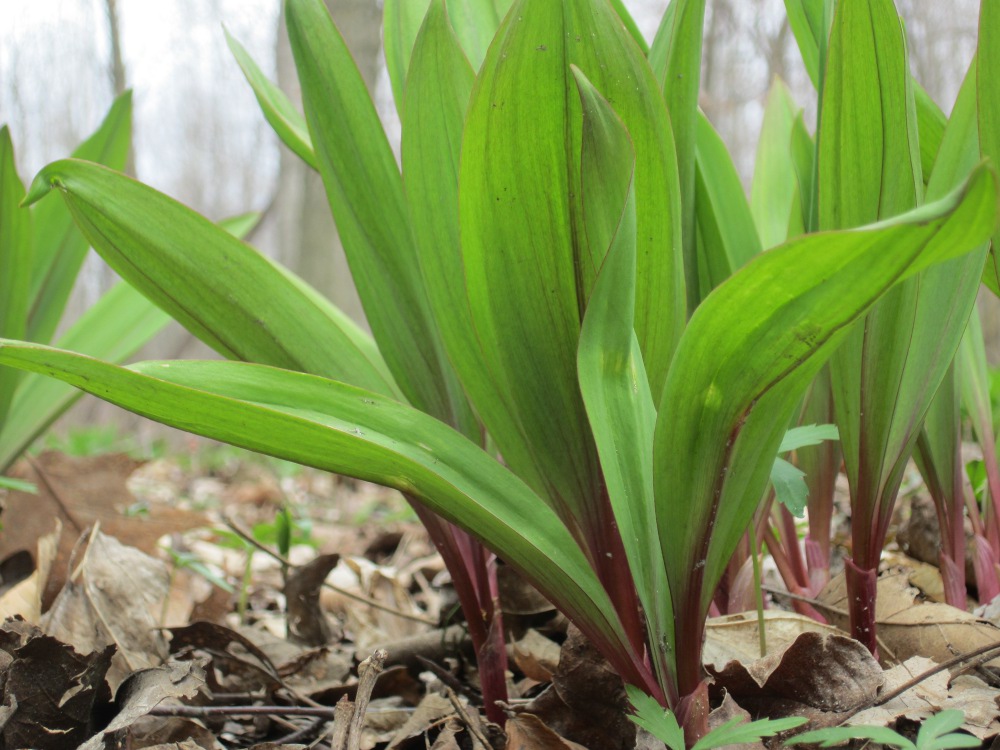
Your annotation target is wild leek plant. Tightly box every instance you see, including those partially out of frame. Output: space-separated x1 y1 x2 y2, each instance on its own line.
0 94 168 490
1 0 999 745
0 94 256 490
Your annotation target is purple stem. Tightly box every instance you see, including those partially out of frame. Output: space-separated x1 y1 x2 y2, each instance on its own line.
844 556 878 656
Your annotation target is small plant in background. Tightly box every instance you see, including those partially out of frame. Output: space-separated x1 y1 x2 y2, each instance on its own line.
0 0 999 745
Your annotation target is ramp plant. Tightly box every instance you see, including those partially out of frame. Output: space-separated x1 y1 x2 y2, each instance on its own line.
0 95 171 491
1 0 999 745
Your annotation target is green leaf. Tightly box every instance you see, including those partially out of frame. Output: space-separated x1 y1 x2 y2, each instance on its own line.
692 716 808 750
752 79 804 249
771 457 808 517
0 211 253 473
400 0 481 441
694 112 761 297
0 282 169 471
0 476 36 494
653 166 997 689
0 341 645 688
573 66 671 687
225 28 318 169
608 0 649 55
457 0 682 536
383 0 432 109
384 0 500 111
287 0 462 426
651 0 708 312
0 126 31 421
917 710 979 750
778 424 839 453
773 423 841 516
820 0 985 582
979 2 1000 296
27 91 132 345
22 159 397 398
625 686 685 750
786 725 914 749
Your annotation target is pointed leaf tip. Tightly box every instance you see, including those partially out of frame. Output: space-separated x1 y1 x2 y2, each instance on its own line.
21 168 60 208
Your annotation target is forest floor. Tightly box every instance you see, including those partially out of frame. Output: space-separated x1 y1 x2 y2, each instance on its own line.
0 438 999 750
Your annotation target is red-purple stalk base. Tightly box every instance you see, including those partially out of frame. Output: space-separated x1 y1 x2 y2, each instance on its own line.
938 553 966 610
676 681 710 747
844 556 878 657
973 535 1000 605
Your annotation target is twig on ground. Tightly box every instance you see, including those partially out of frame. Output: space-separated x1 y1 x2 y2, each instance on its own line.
330 696 353 750
224 515 437 625
347 649 387 750
446 686 493 750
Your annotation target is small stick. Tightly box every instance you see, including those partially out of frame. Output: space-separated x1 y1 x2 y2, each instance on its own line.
346 649 387 750
224 516 436 625
330 696 353 750
445 687 492 750
149 705 335 718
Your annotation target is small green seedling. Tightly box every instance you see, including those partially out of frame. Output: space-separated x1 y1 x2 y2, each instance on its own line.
785 710 980 750
626 685 807 750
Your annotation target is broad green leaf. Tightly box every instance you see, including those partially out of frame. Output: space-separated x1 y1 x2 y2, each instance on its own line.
0 341 649 689
287 0 463 427
0 126 31 421
650 0 707 312
401 0 481 443
608 0 649 55
751 79 804 249
384 0 500 109
23 159 397 398
913 59 983 588
958 309 1000 518
27 91 131 345
653 166 997 690
457 0 682 541
225 29 318 170
979 2 1000 296
383 0 432 109
572 66 671 686
0 282 169 471
625 686 685 750
785 0 944 186
694 112 760 297
789 113 816 233
443 0 503 73
0 212 253 473
820 0 983 582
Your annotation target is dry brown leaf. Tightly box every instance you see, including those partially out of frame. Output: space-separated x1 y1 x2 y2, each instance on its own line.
43 526 169 692
849 657 1000 740
429 718 465 750
387 693 454 749
819 570 1000 667
708 631 883 713
0 453 205 609
703 610 845 669
513 629 561 683
0 519 59 623
708 693 763 750
79 659 207 750
505 713 588 750
284 552 341 646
